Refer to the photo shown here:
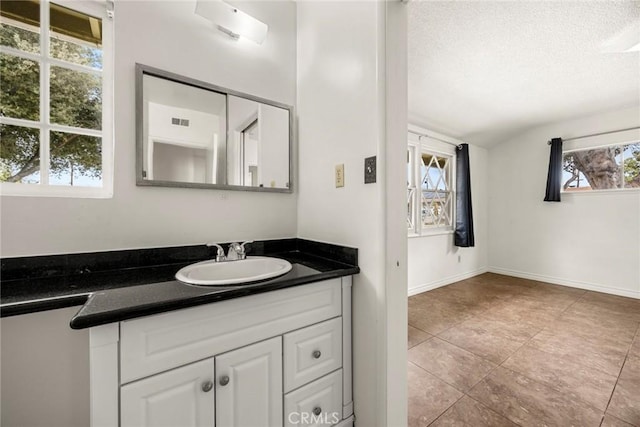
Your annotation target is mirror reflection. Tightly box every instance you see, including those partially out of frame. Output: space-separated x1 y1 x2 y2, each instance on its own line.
227 96 290 189
143 74 226 184
137 65 292 192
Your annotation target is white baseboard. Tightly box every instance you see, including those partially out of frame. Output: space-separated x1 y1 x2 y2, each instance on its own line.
408 267 488 296
488 266 640 300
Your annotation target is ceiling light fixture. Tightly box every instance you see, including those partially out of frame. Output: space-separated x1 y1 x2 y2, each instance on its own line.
195 0 268 45
600 22 640 54
625 41 640 52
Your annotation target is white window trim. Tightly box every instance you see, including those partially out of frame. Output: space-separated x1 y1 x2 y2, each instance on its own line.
408 137 457 238
561 187 640 196
0 0 114 198
561 140 640 195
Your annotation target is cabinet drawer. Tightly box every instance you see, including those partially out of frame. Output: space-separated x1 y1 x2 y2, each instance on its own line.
121 279 342 383
284 317 342 392
285 369 343 427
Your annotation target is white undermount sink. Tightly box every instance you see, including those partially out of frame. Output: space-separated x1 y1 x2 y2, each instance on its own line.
175 256 293 286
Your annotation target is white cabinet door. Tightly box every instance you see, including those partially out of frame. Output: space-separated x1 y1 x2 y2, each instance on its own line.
216 337 283 427
121 358 215 427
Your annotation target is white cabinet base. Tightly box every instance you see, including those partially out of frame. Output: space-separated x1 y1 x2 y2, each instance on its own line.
89 277 353 427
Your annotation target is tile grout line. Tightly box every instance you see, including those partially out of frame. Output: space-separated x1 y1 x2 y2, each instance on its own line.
603 321 640 417
409 335 492 393
425 393 465 427
408 360 466 427
409 287 504 337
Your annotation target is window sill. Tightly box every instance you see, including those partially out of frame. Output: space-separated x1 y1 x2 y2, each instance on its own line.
561 187 640 197
408 229 454 238
0 183 113 199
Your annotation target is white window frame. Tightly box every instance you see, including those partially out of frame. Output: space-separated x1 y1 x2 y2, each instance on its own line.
408 136 456 238
0 0 114 198
561 140 640 195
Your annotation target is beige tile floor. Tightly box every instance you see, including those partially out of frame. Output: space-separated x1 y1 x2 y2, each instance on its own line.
408 273 640 427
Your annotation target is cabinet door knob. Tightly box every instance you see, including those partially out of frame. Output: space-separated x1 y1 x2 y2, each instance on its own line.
312 350 322 359
312 407 322 416
201 380 213 392
219 375 230 386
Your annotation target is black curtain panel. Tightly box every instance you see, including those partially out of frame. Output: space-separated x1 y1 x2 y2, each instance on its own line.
455 144 475 247
544 137 563 202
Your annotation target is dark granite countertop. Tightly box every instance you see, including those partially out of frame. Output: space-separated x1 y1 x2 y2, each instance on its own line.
0 239 359 329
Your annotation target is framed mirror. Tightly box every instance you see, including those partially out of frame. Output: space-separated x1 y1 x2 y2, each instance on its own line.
136 64 293 192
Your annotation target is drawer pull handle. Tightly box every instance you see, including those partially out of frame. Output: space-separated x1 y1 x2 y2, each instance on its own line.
313 407 322 416
312 350 322 359
201 381 213 393
219 375 230 386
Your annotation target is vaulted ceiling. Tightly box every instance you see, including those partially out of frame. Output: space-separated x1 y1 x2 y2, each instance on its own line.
408 1 640 147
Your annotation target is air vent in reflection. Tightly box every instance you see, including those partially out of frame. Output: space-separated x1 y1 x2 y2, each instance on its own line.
171 118 190 127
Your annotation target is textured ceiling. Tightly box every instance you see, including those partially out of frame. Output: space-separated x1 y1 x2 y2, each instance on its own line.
408 1 640 147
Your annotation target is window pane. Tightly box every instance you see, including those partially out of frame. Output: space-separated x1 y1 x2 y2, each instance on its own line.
0 0 40 54
623 143 640 188
422 193 436 226
50 65 101 129
563 146 623 191
0 53 40 121
49 130 101 186
421 153 450 191
0 124 40 184
422 190 451 227
50 3 102 69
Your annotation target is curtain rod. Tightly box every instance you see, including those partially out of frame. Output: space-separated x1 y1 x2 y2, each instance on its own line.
408 130 463 149
548 126 640 145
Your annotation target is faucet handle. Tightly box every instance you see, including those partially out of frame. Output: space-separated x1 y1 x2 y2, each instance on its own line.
206 242 226 262
229 241 253 260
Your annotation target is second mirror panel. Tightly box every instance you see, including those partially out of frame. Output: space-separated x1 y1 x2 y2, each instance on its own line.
227 95 290 189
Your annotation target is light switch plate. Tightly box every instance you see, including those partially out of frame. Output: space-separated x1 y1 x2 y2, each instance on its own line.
364 156 376 184
335 164 345 188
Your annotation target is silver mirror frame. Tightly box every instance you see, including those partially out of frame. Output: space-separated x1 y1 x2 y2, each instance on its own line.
135 63 294 193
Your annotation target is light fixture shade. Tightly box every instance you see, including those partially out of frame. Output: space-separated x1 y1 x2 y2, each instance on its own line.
626 41 640 52
195 0 268 44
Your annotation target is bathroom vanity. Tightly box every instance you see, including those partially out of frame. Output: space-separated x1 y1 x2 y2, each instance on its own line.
95 277 352 427
1 239 358 427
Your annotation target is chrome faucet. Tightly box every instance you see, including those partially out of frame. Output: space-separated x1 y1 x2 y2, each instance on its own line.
226 241 253 260
207 243 227 262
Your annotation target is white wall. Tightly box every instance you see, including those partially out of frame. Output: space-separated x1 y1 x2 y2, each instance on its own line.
0 0 297 257
297 2 408 426
489 106 640 299
407 130 490 295
384 3 409 425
